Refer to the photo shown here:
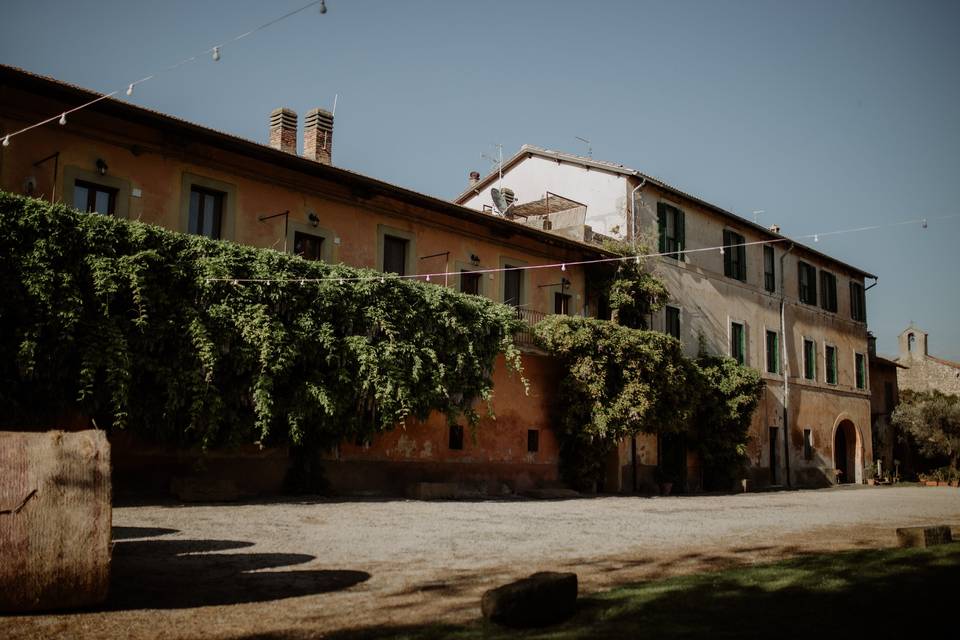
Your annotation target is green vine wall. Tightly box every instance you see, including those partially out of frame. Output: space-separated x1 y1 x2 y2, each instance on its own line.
0 192 521 450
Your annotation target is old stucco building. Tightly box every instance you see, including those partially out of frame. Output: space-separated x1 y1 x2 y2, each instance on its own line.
459 146 875 489
894 324 960 396
0 65 612 496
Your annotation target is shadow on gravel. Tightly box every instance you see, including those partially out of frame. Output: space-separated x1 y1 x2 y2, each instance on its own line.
108 526 369 609
309 544 960 640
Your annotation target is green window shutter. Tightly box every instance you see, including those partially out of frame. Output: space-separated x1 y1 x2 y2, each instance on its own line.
676 209 685 258
657 203 666 253
737 237 746 281
723 230 732 277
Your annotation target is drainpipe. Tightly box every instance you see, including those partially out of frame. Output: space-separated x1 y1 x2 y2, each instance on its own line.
779 243 795 488
630 177 647 247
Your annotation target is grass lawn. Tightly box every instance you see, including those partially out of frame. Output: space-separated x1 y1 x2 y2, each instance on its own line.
328 542 960 639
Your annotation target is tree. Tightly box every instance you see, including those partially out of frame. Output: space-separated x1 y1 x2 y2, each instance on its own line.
891 390 960 470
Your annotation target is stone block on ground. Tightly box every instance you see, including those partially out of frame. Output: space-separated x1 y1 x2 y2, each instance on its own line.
481 571 578 627
0 429 111 612
896 525 953 548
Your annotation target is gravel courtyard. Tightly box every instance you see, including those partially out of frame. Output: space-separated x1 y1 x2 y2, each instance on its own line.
8 486 960 639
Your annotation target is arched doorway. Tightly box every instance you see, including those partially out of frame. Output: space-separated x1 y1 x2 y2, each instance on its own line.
834 419 858 484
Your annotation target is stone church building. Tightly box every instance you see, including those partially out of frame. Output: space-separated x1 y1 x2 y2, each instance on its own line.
895 324 960 396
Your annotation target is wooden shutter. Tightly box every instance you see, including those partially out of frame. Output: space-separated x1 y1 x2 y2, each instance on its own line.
657 203 666 253
676 209 685 258
723 230 733 277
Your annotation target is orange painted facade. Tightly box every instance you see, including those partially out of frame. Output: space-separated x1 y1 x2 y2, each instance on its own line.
1 66 599 495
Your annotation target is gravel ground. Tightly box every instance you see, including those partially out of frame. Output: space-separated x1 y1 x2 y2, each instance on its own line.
7 486 960 639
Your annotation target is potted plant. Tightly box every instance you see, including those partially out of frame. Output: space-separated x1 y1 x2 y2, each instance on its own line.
864 461 877 486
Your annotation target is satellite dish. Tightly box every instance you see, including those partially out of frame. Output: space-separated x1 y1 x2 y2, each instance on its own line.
490 187 516 215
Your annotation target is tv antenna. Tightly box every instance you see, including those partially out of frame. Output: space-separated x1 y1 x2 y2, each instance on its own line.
481 143 504 192
575 136 592 158
752 210 766 223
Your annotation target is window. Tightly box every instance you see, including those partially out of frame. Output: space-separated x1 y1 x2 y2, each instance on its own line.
850 281 866 322
763 246 776 292
766 330 780 374
730 322 745 365
665 306 681 340
382 235 408 275
449 425 464 450
803 339 816 380
527 429 539 453
657 202 684 260
820 271 838 312
293 231 323 261
825 345 838 385
73 180 117 215
907 333 915 352
803 429 813 461
855 352 866 389
798 261 817 305
503 267 522 307
554 292 571 315
188 186 224 239
723 229 746 281
460 270 481 295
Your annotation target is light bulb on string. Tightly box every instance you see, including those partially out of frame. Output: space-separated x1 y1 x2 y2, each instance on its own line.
338 278 344 285
426 274 431 282
2 135 9 147
634 256 640 265
921 218 928 229
212 47 221 62
58 113 67 126
126 84 135 96
319 0 328 14
561 263 566 272
380 277 386 284
719 246 724 255
813 234 819 243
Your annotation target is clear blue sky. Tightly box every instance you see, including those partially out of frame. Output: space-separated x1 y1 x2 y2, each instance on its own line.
3 0 958 359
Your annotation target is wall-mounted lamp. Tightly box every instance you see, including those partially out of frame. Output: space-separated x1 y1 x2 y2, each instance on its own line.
308 211 320 227
470 253 481 265
95 159 108 176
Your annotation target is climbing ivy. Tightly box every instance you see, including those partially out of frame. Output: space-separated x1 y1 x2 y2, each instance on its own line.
534 318 763 490
0 192 522 450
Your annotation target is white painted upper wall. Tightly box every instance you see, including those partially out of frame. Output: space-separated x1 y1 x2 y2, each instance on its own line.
460 155 630 238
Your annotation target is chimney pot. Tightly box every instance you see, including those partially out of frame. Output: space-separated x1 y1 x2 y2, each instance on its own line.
269 107 298 154
469 171 481 187
304 108 334 165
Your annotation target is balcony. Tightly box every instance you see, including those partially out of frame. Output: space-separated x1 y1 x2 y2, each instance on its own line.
514 307 547 348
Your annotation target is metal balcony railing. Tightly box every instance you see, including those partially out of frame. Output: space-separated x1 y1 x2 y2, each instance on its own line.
513 307 547 347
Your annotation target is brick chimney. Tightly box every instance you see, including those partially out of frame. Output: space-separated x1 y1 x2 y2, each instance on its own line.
304 108 334 165
269 108 298 154
469 171 481 187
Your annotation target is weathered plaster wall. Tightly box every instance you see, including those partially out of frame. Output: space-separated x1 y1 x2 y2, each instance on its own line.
639 183 872 488
460 155 630 238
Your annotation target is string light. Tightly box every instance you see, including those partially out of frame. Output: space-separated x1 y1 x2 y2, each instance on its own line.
0 1 329 145
922 218 928 229
206 213 957 287
561 263 566 272
813 234 819 243
320 0 328 13
58 113 66 126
